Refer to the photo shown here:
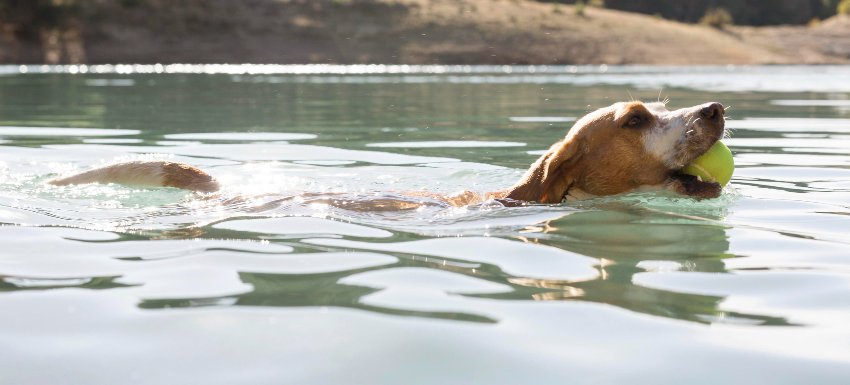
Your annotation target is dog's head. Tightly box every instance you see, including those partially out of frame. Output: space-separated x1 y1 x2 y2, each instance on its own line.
505 101 726 203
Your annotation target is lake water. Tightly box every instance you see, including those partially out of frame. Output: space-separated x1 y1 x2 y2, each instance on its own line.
1 65 849 384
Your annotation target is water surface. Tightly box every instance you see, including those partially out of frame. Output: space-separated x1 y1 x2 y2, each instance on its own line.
1 65 849 384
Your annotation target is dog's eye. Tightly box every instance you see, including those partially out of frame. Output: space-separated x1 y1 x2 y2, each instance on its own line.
624 116 645 128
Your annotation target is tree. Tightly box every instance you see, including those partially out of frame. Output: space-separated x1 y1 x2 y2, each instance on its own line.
0 0 97 62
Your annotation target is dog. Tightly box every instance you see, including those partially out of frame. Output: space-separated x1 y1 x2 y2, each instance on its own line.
48 101 726 205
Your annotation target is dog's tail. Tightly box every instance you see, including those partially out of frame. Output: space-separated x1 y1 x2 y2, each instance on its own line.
48 160 220 192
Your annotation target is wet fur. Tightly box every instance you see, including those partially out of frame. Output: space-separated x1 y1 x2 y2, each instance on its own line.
48 101 726 205
503 101 725 203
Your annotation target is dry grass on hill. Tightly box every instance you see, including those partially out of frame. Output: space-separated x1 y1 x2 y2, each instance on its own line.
1 0 848 64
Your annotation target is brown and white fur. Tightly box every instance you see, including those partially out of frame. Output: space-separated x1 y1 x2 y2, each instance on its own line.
49 101 727 205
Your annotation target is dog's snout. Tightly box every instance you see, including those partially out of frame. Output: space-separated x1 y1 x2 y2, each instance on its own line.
700 102 724 122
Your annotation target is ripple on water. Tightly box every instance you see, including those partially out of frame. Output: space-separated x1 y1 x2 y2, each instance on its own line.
303 237 600 282
633 270 850 327
509 116 576 123
726 118 850 132
0 225 397 296
0 126 140 136
163 132 318 141
213 217 393 238
366 141 526 148
45 142 458 164
338 267 513 315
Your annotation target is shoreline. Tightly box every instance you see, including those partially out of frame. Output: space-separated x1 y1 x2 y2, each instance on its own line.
6 64 849 94
4 63 847 73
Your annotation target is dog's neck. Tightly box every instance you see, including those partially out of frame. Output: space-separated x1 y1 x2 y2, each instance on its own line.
483 186 598 204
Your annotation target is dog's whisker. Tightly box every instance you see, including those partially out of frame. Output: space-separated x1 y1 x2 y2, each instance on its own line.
687 117 701 129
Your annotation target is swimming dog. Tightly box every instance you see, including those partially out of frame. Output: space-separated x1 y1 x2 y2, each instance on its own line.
49 101 726 205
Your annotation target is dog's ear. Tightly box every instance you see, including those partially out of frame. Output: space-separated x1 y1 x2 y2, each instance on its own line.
504 136 584 203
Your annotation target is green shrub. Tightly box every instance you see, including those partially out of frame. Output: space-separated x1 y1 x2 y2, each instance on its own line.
0 0 100 39
575 0 586 16
552 4 564 14
839 0 850 15
120 0 143 8
700 7 734 29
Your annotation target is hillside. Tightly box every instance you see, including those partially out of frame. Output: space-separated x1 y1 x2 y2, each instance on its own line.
1 0 848 65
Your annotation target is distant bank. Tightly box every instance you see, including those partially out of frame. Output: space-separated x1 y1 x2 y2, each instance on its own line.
1 0 848 65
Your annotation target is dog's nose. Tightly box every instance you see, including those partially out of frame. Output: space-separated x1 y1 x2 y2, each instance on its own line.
700 102 724 122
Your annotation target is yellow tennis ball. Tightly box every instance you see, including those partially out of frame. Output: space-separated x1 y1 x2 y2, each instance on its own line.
682 141 734 187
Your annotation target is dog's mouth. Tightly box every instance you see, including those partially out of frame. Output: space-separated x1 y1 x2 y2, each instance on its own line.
669 135 724 199
667 135 723 199
670 172 721 198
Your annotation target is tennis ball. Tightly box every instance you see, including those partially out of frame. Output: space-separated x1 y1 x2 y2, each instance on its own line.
682 141 734 187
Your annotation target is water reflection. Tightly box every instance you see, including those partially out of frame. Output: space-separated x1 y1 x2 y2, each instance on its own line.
519 204 792 325
139 270 497 324
113 196 792 326
0 275 132 292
